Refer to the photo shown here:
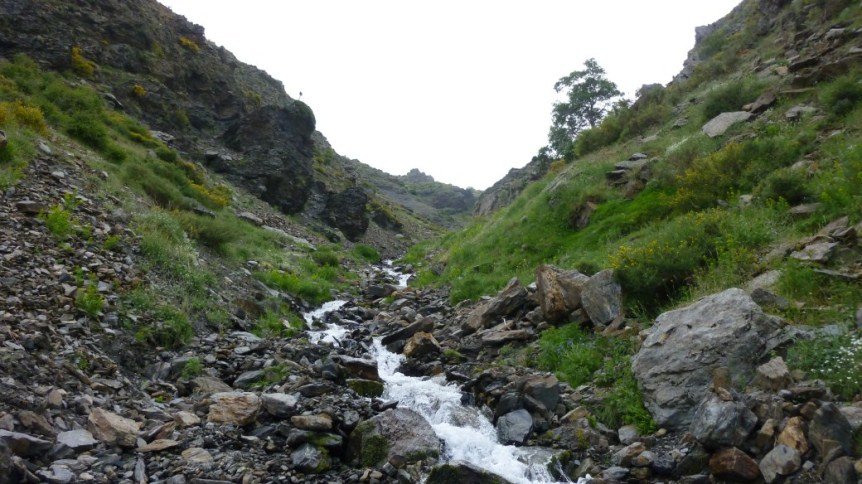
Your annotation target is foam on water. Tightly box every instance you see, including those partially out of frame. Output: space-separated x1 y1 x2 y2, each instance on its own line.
373 339 568 484
382 259 411 287
303 300 348 345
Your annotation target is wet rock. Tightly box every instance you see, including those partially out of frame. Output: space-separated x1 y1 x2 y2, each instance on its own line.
291 414 333 432
403 332 441 358
753 356 792 391
207 392 261 426
55 429 98 452
291 443 331 473
380 317 434 345
348 408 441 467
521 374 560 413
709 447 761 481
759 445 801 483
0 430 52 457
347 379 384 398
426 461 512 484
87 408 141 448
702 112 753 137
632 289 781 429
261 393 299 418
496 409 533 445
581 269 623 325
809 403 853 460
535 265 589 323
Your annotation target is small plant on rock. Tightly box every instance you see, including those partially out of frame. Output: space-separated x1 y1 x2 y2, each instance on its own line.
76 283 104 318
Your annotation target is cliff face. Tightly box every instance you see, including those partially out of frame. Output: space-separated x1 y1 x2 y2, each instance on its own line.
0 0 446 242
474 154 550 216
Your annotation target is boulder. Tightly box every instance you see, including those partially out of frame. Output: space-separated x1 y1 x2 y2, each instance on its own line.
481 329 532 346
580 269 623 325
347 379 384 398
261 393 299 418
824 456 857 484
333 355 381 381
233 369 266 389
55 429 99 452
87 409 141 448
380 317 434 345
632 289 782 429
535 265 589 323
291 443 331 473
690 393 758 449
182 447 214 464
174 411 201 428
702 112 753 138
496 409 533 445
709 447 761 481
776 416 808 454
618 425 640 445
0 430 52 457
291 414 333 431
521 374 560 412
462 278 528 333
744 90 777 114
790 241 837 263
403 332 441 358
348 408 441 467
191 376 232 395
138 439 179 452
759 445 801 483
207 392 261 426
809 403 853 459
426 461 513 484
753 356 792 391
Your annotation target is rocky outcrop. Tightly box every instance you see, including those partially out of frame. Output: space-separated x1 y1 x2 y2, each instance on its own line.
348 408 441 467
632 289 783 429
474 154 551 216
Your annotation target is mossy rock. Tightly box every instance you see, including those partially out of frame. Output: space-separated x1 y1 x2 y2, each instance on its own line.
347 378 384 398
426 462 510 484
348 408 441 467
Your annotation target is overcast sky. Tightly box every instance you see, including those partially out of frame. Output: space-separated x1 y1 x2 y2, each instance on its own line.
158 1 740 190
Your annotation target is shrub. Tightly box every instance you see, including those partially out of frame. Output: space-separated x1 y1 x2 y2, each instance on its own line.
755 169 811 204
701 78 764 121
70 46 96 77
253 310 304 338
820 74 862 117
178 36 201 53
178 213 244 252
187 183 231 209
257 270 333 305
66 112 108 149
312 249 340 267
180 357 203 379
0 101 48 134
42 204 74 239
155 146 178 162
103 235 122 251
76 283 104 317
132 84 147 98
353 244 381 263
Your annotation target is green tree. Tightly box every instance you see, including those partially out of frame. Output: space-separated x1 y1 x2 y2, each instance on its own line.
548 58 623 155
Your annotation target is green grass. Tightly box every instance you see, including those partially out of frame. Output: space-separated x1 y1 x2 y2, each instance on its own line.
42 204 74 240
252 310 304 338
76 283 104 318
181 357 203 379
538 324 655 432
786 329 862 400
353 244 381 263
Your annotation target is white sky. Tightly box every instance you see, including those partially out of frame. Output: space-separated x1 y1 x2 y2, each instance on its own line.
158 1 740 189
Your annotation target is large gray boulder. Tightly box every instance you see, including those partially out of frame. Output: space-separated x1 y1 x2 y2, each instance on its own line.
348 408 441 467
631 289 782 429
702 111 753 137
496 409 533 445
426 461 513 484
581 269 623 325
535 265 589 323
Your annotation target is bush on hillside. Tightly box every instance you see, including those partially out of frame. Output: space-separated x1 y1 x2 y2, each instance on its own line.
820 74 862 117
701 78 764 121
755 169 811 204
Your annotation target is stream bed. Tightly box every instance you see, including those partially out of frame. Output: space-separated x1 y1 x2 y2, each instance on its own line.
302 261 575 483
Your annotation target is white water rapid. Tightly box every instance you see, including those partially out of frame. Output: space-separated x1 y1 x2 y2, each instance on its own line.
302 261 578 483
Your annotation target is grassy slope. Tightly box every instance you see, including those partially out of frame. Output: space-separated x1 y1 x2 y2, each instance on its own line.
0 54 382 349
406 0 862 430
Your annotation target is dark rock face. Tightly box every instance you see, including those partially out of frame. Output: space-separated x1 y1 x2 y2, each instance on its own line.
323 187 369 241
426 461 513 484
221 104 317 214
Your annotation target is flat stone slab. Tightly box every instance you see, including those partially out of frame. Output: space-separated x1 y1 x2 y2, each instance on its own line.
702 112 753 137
